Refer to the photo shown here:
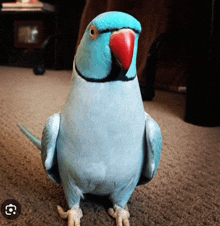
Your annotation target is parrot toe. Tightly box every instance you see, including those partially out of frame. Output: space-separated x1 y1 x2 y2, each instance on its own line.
57 205 83 226
108 205 130 226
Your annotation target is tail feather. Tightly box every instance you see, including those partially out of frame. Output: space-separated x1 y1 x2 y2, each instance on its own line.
18 124 42 150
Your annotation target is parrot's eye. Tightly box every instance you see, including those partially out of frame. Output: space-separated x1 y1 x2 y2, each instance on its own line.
90 26 99 40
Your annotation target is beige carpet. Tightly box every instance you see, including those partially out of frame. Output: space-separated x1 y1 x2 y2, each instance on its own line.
0 66 220 226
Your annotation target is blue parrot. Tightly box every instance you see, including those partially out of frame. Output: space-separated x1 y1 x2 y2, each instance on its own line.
19 12 162 226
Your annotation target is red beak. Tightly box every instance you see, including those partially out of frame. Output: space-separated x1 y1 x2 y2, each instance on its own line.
110 29 136 71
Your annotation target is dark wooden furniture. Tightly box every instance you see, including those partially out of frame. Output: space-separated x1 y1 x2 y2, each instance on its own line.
0 1 86 70
185 0 220 126
0 10 57 68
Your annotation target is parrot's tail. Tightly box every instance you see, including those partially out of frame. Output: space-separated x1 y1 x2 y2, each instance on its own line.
18 124 42 150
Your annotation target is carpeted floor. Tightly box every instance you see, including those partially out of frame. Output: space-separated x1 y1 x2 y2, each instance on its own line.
0 66 219 226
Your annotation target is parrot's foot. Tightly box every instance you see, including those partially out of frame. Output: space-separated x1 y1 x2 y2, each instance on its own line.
108 205 130 226
57 205 83 226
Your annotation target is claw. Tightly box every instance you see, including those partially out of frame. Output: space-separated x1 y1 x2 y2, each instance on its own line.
57 205 83 226
108 205 130 226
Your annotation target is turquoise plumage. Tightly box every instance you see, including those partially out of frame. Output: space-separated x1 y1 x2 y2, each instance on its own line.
19 11 162 226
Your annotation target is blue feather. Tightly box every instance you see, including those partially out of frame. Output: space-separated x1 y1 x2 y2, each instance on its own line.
19 12 162 225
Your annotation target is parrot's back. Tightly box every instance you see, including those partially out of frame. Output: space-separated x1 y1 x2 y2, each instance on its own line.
57 71 146 195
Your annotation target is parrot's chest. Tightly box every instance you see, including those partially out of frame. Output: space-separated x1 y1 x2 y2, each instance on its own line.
57 76 145 194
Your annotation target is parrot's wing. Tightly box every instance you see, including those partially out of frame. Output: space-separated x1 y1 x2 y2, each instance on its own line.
41 113 61 184
138 112 162 186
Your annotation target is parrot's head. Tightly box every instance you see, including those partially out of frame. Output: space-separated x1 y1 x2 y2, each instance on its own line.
75 11 142 82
